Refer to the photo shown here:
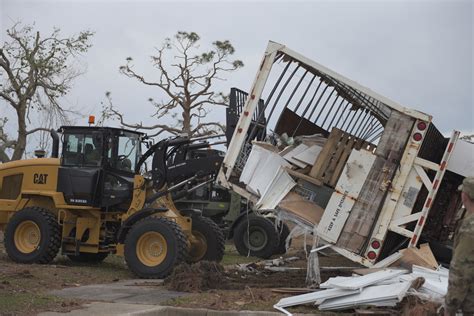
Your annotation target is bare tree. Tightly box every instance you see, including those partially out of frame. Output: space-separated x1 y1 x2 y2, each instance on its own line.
0 23 93 162
102 31 243 138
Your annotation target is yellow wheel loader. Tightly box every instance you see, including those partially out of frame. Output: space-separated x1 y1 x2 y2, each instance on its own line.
0 125 225 278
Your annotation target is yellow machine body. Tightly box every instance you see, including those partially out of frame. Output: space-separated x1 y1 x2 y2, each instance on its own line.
0 157 194 256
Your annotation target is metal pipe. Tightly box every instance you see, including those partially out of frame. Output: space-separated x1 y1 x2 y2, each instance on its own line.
267 67 304 121
314 88 336 123
333 100 350 128
308 84 330 119
348 110 365 134
292 73 315 113
340 107 356 130
50 129 60 158
359 116 376 139
321 95 340 129
352 110 370 136
248 63 297 140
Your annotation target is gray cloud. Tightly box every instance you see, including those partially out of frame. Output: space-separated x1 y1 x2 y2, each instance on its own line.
1 0 472 142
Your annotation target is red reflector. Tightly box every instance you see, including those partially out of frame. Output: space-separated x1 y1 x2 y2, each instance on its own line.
433 179 439 189
419 216 425 226
440 161 446 170
411 235 418 244
417 121 427 131
425 198 432 208
413 133 423 142
448 142 454 152
237 128 243 133
251 95 256 100
367 251 377 260
371 240 381 249
244 111 249 116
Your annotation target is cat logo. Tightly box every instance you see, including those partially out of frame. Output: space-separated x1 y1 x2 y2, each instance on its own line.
33 173 48 184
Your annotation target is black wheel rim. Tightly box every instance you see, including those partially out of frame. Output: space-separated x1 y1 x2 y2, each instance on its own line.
243 226 268 252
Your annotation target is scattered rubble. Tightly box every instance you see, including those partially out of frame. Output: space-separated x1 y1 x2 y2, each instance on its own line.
164 261 228 292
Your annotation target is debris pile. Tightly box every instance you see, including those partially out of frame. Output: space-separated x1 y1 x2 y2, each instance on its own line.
164 261 228 292
273 265 448 314
239 134 329 227
235 256 301 273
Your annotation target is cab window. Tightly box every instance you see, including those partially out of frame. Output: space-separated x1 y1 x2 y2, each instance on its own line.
63 133 103 166
107 132 140 173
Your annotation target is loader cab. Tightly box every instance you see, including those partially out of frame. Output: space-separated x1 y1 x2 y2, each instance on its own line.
57 126 143 210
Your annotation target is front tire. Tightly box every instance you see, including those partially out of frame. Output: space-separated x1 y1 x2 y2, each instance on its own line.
5 207 61 264
124 217 188 278
188 215 225 263
233 214 279 259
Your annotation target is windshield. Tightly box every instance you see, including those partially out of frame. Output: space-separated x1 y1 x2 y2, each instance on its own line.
63 132 103 166
107 132 141 172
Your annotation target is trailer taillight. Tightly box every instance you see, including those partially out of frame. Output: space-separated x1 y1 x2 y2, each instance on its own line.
367 251 377 260
417 121 427 131
413 133 423 142
371 240 381 249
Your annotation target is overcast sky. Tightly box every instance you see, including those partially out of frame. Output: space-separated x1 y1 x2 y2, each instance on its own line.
0 0 472 148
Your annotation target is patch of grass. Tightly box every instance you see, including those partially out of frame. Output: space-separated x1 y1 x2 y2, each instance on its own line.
221 244 259 266
0 292 71 315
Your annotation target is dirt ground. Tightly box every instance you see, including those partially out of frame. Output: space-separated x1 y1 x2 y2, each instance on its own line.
162 250 357 315
0 234 441 316
0 232 134 316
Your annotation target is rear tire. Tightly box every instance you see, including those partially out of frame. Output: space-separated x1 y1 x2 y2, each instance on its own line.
67 252 108 263
5 207 61 264
188 215 225 262
233 214 279 259
124 217 187 278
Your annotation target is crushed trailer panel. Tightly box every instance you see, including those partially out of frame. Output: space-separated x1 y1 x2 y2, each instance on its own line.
218 41 464 266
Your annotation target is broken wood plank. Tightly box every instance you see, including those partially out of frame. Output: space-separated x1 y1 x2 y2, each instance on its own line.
418 243 438 268
329 137 357 186
284 167 323 186
309 127 343 179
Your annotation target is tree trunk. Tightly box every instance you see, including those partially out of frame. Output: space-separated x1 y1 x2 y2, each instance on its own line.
182 106 191 137
0 149 10 163
11 105 27 161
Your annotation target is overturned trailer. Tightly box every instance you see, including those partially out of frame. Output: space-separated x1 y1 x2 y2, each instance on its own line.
218 41 471 266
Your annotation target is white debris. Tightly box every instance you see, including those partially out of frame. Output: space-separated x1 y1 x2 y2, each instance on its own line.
319 281 412 310
320 268 408 290
274 266 450 315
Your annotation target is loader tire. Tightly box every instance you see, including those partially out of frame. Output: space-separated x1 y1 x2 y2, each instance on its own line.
67 252 108 263
233 214 279 259
274 222 291 255
188 215 225 263
124 217 187 279
5 207 61 264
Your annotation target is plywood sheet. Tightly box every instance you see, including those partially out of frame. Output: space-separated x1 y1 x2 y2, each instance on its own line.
282 143 308 168
316 149 376 243
278 192 324 225
293 144 323 165
336 111 415 253
393 247 438 270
